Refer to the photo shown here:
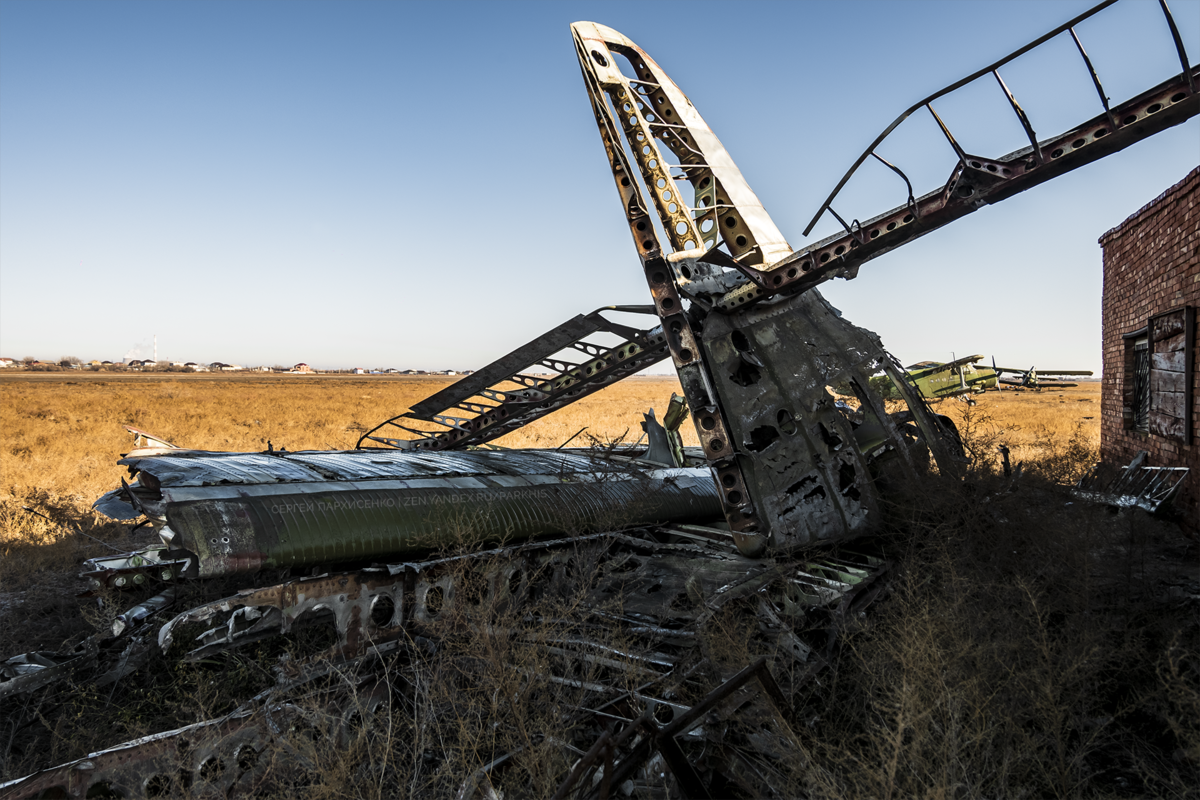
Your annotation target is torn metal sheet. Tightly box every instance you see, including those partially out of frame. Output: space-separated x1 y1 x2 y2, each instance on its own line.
0 590 176 701
1074 451 1189 512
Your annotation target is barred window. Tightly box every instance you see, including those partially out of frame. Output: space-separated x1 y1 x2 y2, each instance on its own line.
1131 337 1149 433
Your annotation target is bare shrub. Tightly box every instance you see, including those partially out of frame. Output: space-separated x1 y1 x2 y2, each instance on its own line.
1023 420 1101 486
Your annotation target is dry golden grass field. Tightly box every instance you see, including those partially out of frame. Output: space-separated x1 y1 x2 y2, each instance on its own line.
0 371 1099 591
7 373 1198 800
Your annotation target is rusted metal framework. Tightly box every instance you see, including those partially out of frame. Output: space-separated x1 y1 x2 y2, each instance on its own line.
358 306 668 451
564 0 1197 555
3 529 888 798
571 22 967 558
717 0 1199 309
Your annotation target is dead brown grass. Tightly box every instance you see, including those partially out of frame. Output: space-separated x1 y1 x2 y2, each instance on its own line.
933 382 1101 478
1 375 1197 798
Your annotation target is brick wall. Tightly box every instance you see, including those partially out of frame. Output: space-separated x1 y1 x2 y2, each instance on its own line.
1099 166 1200 526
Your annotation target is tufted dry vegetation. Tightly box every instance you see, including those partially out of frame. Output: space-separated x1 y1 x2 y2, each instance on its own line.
2 374 1198 797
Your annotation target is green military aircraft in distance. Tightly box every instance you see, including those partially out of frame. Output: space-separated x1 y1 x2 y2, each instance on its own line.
866 355 1093 404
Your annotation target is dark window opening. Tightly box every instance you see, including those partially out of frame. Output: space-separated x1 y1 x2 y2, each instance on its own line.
1132 337 1150 433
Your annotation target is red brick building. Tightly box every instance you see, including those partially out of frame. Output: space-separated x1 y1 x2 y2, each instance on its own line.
1099 167 1199 525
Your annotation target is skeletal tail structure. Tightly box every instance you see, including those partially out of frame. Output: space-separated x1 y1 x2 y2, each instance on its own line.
572 22 964 557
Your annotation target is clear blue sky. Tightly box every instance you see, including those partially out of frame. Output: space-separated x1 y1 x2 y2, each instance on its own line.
2 0 1197 373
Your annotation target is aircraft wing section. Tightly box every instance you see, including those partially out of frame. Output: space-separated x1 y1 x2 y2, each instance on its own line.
942 354 986 371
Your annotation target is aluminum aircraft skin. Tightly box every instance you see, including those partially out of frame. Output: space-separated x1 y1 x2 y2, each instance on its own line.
2 2 1198 797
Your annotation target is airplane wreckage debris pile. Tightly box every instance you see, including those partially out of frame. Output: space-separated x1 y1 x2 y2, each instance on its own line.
3 1 1197 796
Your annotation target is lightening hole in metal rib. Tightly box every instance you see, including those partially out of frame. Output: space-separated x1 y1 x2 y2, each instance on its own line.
199 757 224 782
145 775 177 797
590 50 608 67
236 746 259 771
426 585 444 616
370 594 396 627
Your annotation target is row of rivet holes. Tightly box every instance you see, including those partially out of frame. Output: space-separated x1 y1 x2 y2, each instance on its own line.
614 84 699 255
724 87 1194 309
642 254 755 529
602 72 757 528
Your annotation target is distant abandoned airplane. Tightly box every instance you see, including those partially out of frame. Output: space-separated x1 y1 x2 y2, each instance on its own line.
880 355 1094 403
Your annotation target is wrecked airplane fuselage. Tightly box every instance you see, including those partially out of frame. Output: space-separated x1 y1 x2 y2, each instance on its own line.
87 443 722 586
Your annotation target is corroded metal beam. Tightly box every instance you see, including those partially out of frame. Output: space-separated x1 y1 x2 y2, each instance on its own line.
716 2 1199 309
